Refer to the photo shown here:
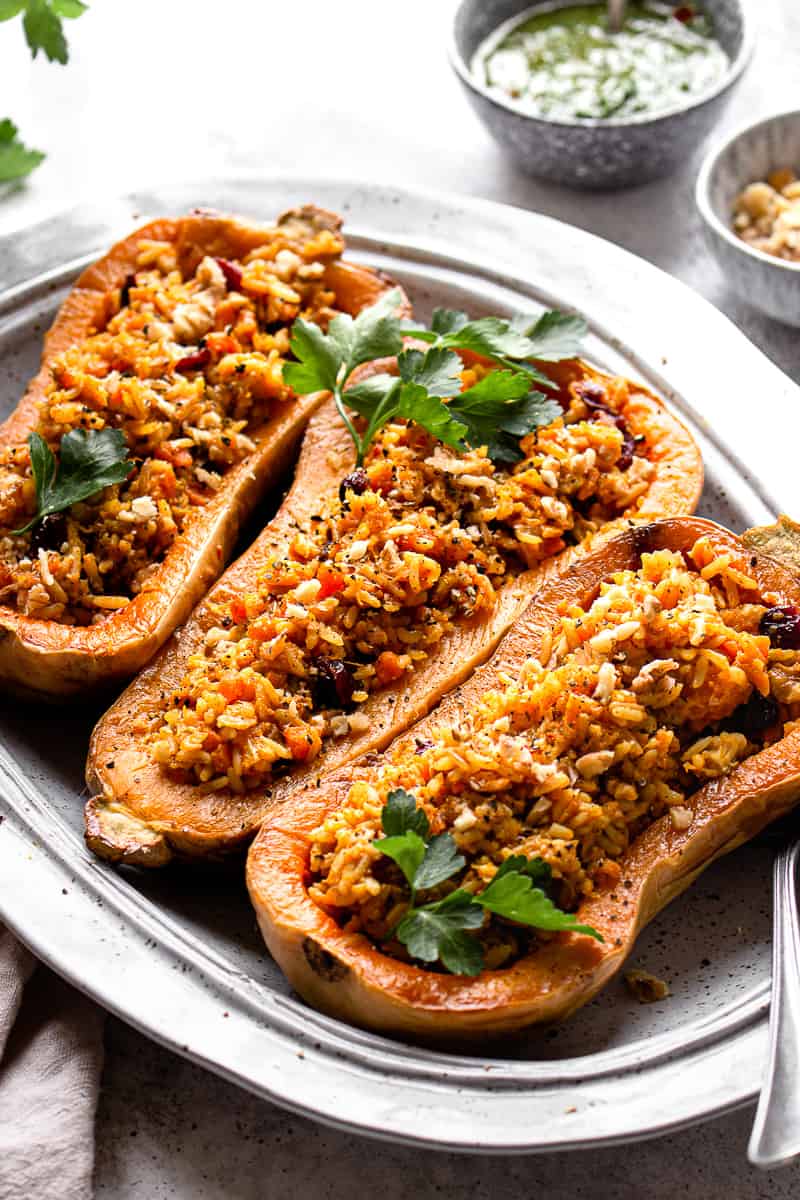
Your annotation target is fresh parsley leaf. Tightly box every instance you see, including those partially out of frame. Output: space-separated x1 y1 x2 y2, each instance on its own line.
376 817 464 897
375 789 602 973
405 307 585 385
23 0 68 62
374 830 427 891
285 318 341 394
15 428 133 534
50 0 86 16
381 788 430 838
449 372 562 464
493 854 552 888
479 866 604 942
397 346 462 398
285 295 585 468
513 310 588 362
430 307 470 336
0 0 90 63
394 382 468 453
341 364 469 460
0 118 44 181
329 287 405 373
396 890 485 976
412 833 465 893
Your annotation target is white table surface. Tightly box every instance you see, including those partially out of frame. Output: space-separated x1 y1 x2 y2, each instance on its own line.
3 0 800 1194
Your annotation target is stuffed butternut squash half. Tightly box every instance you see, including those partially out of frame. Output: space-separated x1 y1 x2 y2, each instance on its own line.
247 515 800 1039
85 297 701 867
0 205 400 697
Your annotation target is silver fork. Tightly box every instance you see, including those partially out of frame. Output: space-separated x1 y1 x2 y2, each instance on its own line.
749 838 800 1168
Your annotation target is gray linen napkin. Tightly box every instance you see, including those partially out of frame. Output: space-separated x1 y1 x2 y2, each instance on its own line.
0 926 104 1200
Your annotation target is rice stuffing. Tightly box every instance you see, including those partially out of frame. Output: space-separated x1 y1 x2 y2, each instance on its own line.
0 214 346 624
147 369 666 792
307 536 800 967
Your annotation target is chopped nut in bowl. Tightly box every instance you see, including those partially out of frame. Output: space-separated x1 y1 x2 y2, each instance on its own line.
696 110 800 325
733 169 800 262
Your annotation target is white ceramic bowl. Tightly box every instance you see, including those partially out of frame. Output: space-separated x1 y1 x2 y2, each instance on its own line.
696 109 800 325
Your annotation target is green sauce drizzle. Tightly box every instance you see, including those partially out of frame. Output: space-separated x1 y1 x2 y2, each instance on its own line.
473 2 729 121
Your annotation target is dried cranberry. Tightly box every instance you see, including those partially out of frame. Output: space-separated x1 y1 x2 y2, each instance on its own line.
723 692 780 738
760 605 800 650
119 273 135 309
617 432 635 471
29 512 68 555
575 381 607 410
314 658 356 710
575 381 635 472
673 5 695 22
215 257 243 291
175 348 211 374
339 468 369 501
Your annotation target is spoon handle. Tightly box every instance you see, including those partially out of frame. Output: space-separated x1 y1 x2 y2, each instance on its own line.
749 839 800 1168
607 0 626 33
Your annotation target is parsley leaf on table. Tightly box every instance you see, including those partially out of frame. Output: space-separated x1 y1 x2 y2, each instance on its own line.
1 0 88 63
373 792 603 974
0 118 44 181
0 1 88 180
14 429 134 534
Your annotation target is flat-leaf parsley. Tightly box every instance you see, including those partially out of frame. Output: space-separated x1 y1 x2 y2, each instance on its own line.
374 789 603 976
0 118 44 182
284 293 585 469
14 428 134 534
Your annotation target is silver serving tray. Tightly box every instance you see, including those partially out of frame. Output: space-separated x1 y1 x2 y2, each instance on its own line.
1 178 798 1153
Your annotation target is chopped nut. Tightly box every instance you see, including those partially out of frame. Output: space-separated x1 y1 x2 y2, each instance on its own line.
733 168 800 262
669 805 694 831
624 968 670 1004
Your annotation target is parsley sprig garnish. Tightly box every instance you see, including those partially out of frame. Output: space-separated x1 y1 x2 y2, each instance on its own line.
375 789 603 976
284 293 584 468
1 0 88 64
1 0 89 181
403 307 587 387
0 118 44 182
14 429 133 535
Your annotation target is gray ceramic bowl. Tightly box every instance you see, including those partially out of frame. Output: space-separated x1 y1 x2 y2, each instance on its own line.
696 110 800 325
448 0 754 189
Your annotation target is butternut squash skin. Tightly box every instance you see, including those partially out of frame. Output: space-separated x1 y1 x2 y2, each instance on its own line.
246 517 800 1040
0 208 399 699
85 364 702 866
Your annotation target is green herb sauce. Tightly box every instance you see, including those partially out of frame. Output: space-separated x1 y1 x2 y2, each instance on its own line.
473 3 729 121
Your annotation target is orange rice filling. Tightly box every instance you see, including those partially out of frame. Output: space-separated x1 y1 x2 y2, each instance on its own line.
0 219 345 624
148 370 665 792
307 536 800 964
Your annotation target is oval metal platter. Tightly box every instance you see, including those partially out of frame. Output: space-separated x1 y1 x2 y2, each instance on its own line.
0 178 798 1153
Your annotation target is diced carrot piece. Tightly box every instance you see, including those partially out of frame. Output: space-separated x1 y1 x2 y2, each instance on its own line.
284 724 321 762
375 651 407 687
317 565 345 600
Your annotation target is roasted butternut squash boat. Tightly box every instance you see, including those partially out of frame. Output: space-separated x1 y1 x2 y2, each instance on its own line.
247 516 800 1039
86 350 701 866
0 205 400 697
